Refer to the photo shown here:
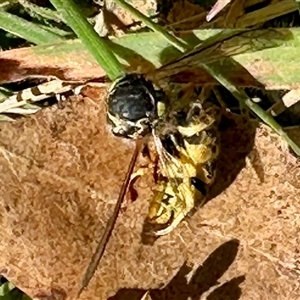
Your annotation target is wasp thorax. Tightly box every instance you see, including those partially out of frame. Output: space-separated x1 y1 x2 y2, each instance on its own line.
107 73 163 139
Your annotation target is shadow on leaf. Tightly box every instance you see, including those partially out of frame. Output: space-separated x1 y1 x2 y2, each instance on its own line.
109 239 244 300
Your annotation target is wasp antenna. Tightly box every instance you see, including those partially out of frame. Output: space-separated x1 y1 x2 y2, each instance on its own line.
78 138 143 297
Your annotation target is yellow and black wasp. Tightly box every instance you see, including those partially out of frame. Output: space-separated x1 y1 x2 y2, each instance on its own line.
107 73 219 236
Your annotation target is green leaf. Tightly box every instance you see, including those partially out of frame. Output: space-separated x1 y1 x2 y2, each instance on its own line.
0 281 15 296
49 0 125 80
113 0 189 52
0 10 66 44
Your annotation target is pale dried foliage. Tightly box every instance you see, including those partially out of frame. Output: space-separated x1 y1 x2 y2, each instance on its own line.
167 0 298 29
0 85 300 300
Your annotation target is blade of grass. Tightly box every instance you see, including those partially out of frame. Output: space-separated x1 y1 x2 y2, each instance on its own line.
0 10 66 44
113 0 190 52
19 0 64 23
0 281 15 296
49 0 124 81
155 28 292 77
0 115 14 121
0 87 12 100
294 0 300 15
38 24 75 38
0 28 296 86
78 137 143 296
201 63 300 156
3 103 41 115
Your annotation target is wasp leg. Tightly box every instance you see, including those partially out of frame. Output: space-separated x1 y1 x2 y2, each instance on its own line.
126 147 159 208
189 176 208 215
130 166 149 181
152 216 182 235
125 166 151 207
147 179 171 221
186 101 203 121
150 209 187 236
127 140 159 200
191 177 207 196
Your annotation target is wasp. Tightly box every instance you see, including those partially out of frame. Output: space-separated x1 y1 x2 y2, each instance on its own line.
107 73 220 235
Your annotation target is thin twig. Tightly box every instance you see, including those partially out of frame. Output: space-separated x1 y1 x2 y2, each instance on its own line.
78 138 143 297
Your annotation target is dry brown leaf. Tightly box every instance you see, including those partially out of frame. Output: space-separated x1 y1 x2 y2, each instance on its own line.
236 0 298 27
282 89 300 108
0 41 151 84
0 85 300 300
187 0 298 29
0 47 263 87
105 0 157 29
222 0 246 27
166 0 205 25
0 43 104 83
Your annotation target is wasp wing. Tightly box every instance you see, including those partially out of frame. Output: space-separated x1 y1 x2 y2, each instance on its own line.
146 98 219 236
146 130 203 236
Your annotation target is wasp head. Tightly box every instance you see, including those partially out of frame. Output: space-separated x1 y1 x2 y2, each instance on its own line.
107 73 166 139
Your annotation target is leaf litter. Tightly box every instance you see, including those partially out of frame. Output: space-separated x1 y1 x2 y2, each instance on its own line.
1 1 300 299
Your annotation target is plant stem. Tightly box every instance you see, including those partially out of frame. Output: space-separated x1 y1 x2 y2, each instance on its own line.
113 0 190 52
201 63 300 156
49 0 124 81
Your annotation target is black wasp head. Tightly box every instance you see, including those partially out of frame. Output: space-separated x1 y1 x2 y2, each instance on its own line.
107 73 164 139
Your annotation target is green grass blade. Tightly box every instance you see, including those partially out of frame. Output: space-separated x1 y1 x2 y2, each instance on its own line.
19 0 64 23
113 0 189 52
49 0 124 81
201 62 300 156
0 29 296 88
0 10 66 44
38 24 74 38
0 281 15 296
295 0 300 14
